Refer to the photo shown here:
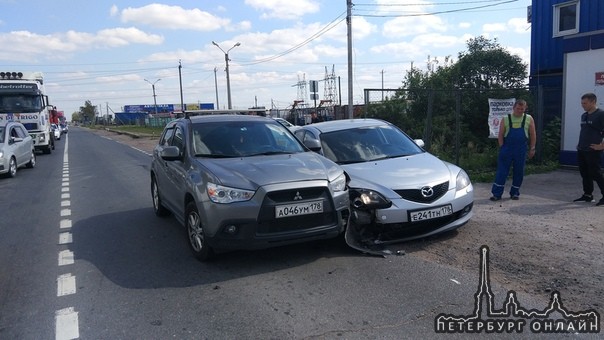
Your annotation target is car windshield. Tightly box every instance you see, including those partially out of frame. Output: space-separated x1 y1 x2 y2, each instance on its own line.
319 125 424 164
0 95 43 113
191 120 306 157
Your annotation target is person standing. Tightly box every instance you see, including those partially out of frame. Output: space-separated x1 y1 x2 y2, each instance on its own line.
573 93 604 206
490 99 537 201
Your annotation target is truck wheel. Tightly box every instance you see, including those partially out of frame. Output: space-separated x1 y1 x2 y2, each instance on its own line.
151 176 170 217
8 157 17 178
185 202 213 261
43 145 51 154
26 151 36 168
51 139 55 150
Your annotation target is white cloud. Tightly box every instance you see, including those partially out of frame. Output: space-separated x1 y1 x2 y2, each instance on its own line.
382 15 446 37
0 27 163 62
97 74 141 83
120 4 231 31
109 5 118 17
245 0 320 20
483 23 507 32
508 17 530 34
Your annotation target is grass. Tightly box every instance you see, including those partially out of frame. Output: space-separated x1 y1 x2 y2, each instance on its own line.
92 124 164 136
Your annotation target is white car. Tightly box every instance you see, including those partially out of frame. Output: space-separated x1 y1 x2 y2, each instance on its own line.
51 124 61 140
295 118 474 252
0 121 36 178
272 117 300 132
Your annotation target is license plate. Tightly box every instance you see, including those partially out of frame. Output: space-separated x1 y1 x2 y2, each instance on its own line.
409 204 453 222
275 200 323 218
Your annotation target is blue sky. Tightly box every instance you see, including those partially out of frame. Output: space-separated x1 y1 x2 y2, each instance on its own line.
0 0 532 118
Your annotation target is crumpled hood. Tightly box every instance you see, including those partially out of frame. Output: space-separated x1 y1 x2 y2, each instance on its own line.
343 153 454 197
201 152 342 189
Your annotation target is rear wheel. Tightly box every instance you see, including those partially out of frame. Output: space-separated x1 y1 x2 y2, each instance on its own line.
185 202 213 261
26 151 36 168
151 176 170 217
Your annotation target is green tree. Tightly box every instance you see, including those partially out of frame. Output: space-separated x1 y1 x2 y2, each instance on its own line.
79 100 97 124
369 37 529 159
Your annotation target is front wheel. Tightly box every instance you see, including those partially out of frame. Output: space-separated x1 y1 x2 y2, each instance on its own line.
151 176 170 217
185 202 213 261
26 151 36 168
7 157 17 178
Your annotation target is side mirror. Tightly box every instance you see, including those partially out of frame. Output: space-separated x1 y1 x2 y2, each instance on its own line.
10 137 24 144
160 145 181 161
414 139 425 148
303 138 322 152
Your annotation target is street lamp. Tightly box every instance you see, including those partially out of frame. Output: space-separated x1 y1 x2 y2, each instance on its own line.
212 41 241 109
144 78 161 115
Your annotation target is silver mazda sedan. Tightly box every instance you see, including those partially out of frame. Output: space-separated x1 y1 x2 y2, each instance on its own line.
150 114 349 261
294 118 473 251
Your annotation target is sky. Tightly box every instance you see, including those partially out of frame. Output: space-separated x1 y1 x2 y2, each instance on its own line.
0 0 532 119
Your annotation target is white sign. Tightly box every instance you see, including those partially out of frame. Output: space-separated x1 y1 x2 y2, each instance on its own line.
487 98 515 138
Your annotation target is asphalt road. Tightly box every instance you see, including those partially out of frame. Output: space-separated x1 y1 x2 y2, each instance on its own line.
0 127 576 339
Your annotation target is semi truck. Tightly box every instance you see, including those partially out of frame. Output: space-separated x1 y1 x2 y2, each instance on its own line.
0 71 55 154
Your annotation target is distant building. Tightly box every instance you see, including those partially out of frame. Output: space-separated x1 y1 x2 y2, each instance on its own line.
529 0 604 166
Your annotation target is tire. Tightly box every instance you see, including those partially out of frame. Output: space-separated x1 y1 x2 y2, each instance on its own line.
26 151 36 168
7 157 17 178
185 202 213 261
151 176 170 217
43 144 51 154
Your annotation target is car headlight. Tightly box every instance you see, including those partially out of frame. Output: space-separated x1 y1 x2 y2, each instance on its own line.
456 169 471 190
207 183 255 204
0 151 4 159
349 188 392 210
329 172 347 192
39 134 45 142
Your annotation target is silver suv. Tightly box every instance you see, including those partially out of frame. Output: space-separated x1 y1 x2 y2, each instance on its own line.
150 114 349 261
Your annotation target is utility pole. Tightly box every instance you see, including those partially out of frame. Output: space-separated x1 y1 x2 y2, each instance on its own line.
346 0 353 119
144 78 161 115
214 67 220 109
178 60 184 112
381 69 385 101
212 41 241 109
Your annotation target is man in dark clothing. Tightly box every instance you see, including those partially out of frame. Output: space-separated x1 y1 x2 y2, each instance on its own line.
573 93 604 206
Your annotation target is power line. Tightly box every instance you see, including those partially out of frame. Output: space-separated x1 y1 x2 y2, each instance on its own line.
354 0 518 17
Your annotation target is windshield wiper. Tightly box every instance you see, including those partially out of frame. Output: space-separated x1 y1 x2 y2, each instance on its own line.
196 154 233 158
247 151 295 156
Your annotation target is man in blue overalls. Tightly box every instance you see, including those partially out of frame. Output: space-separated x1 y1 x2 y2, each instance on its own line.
490 99 537 201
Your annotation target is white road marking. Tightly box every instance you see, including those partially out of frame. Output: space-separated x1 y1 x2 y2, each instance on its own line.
61 200 70 207
61 193 70 199
450 278 461 285
58 250 74 266
60 220 72 229
60 209 71 217
59 232 72 244
55 307 79 340
61 187 69 193
57 273 76 296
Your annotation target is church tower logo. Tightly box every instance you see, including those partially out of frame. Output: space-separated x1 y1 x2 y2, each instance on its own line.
435 245 600 334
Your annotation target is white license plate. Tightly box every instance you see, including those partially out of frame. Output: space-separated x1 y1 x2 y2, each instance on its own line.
409 204 453 222
275 200 323 218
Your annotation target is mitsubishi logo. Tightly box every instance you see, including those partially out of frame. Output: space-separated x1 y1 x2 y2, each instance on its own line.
293 191 303 200
420 186 434 198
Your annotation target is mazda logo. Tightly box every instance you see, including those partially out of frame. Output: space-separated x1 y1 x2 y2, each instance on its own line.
420 186 434 198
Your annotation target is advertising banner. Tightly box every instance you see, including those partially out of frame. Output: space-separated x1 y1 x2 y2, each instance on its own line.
487 98 515 138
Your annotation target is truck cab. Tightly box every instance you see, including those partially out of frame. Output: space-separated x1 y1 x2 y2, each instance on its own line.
0 72 54 154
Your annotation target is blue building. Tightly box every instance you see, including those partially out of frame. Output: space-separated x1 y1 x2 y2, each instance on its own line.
529 0 604 166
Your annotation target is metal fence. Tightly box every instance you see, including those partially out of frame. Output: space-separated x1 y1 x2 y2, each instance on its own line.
362 86 563 166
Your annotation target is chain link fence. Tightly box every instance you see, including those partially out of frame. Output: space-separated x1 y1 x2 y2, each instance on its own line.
362 86 562 170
